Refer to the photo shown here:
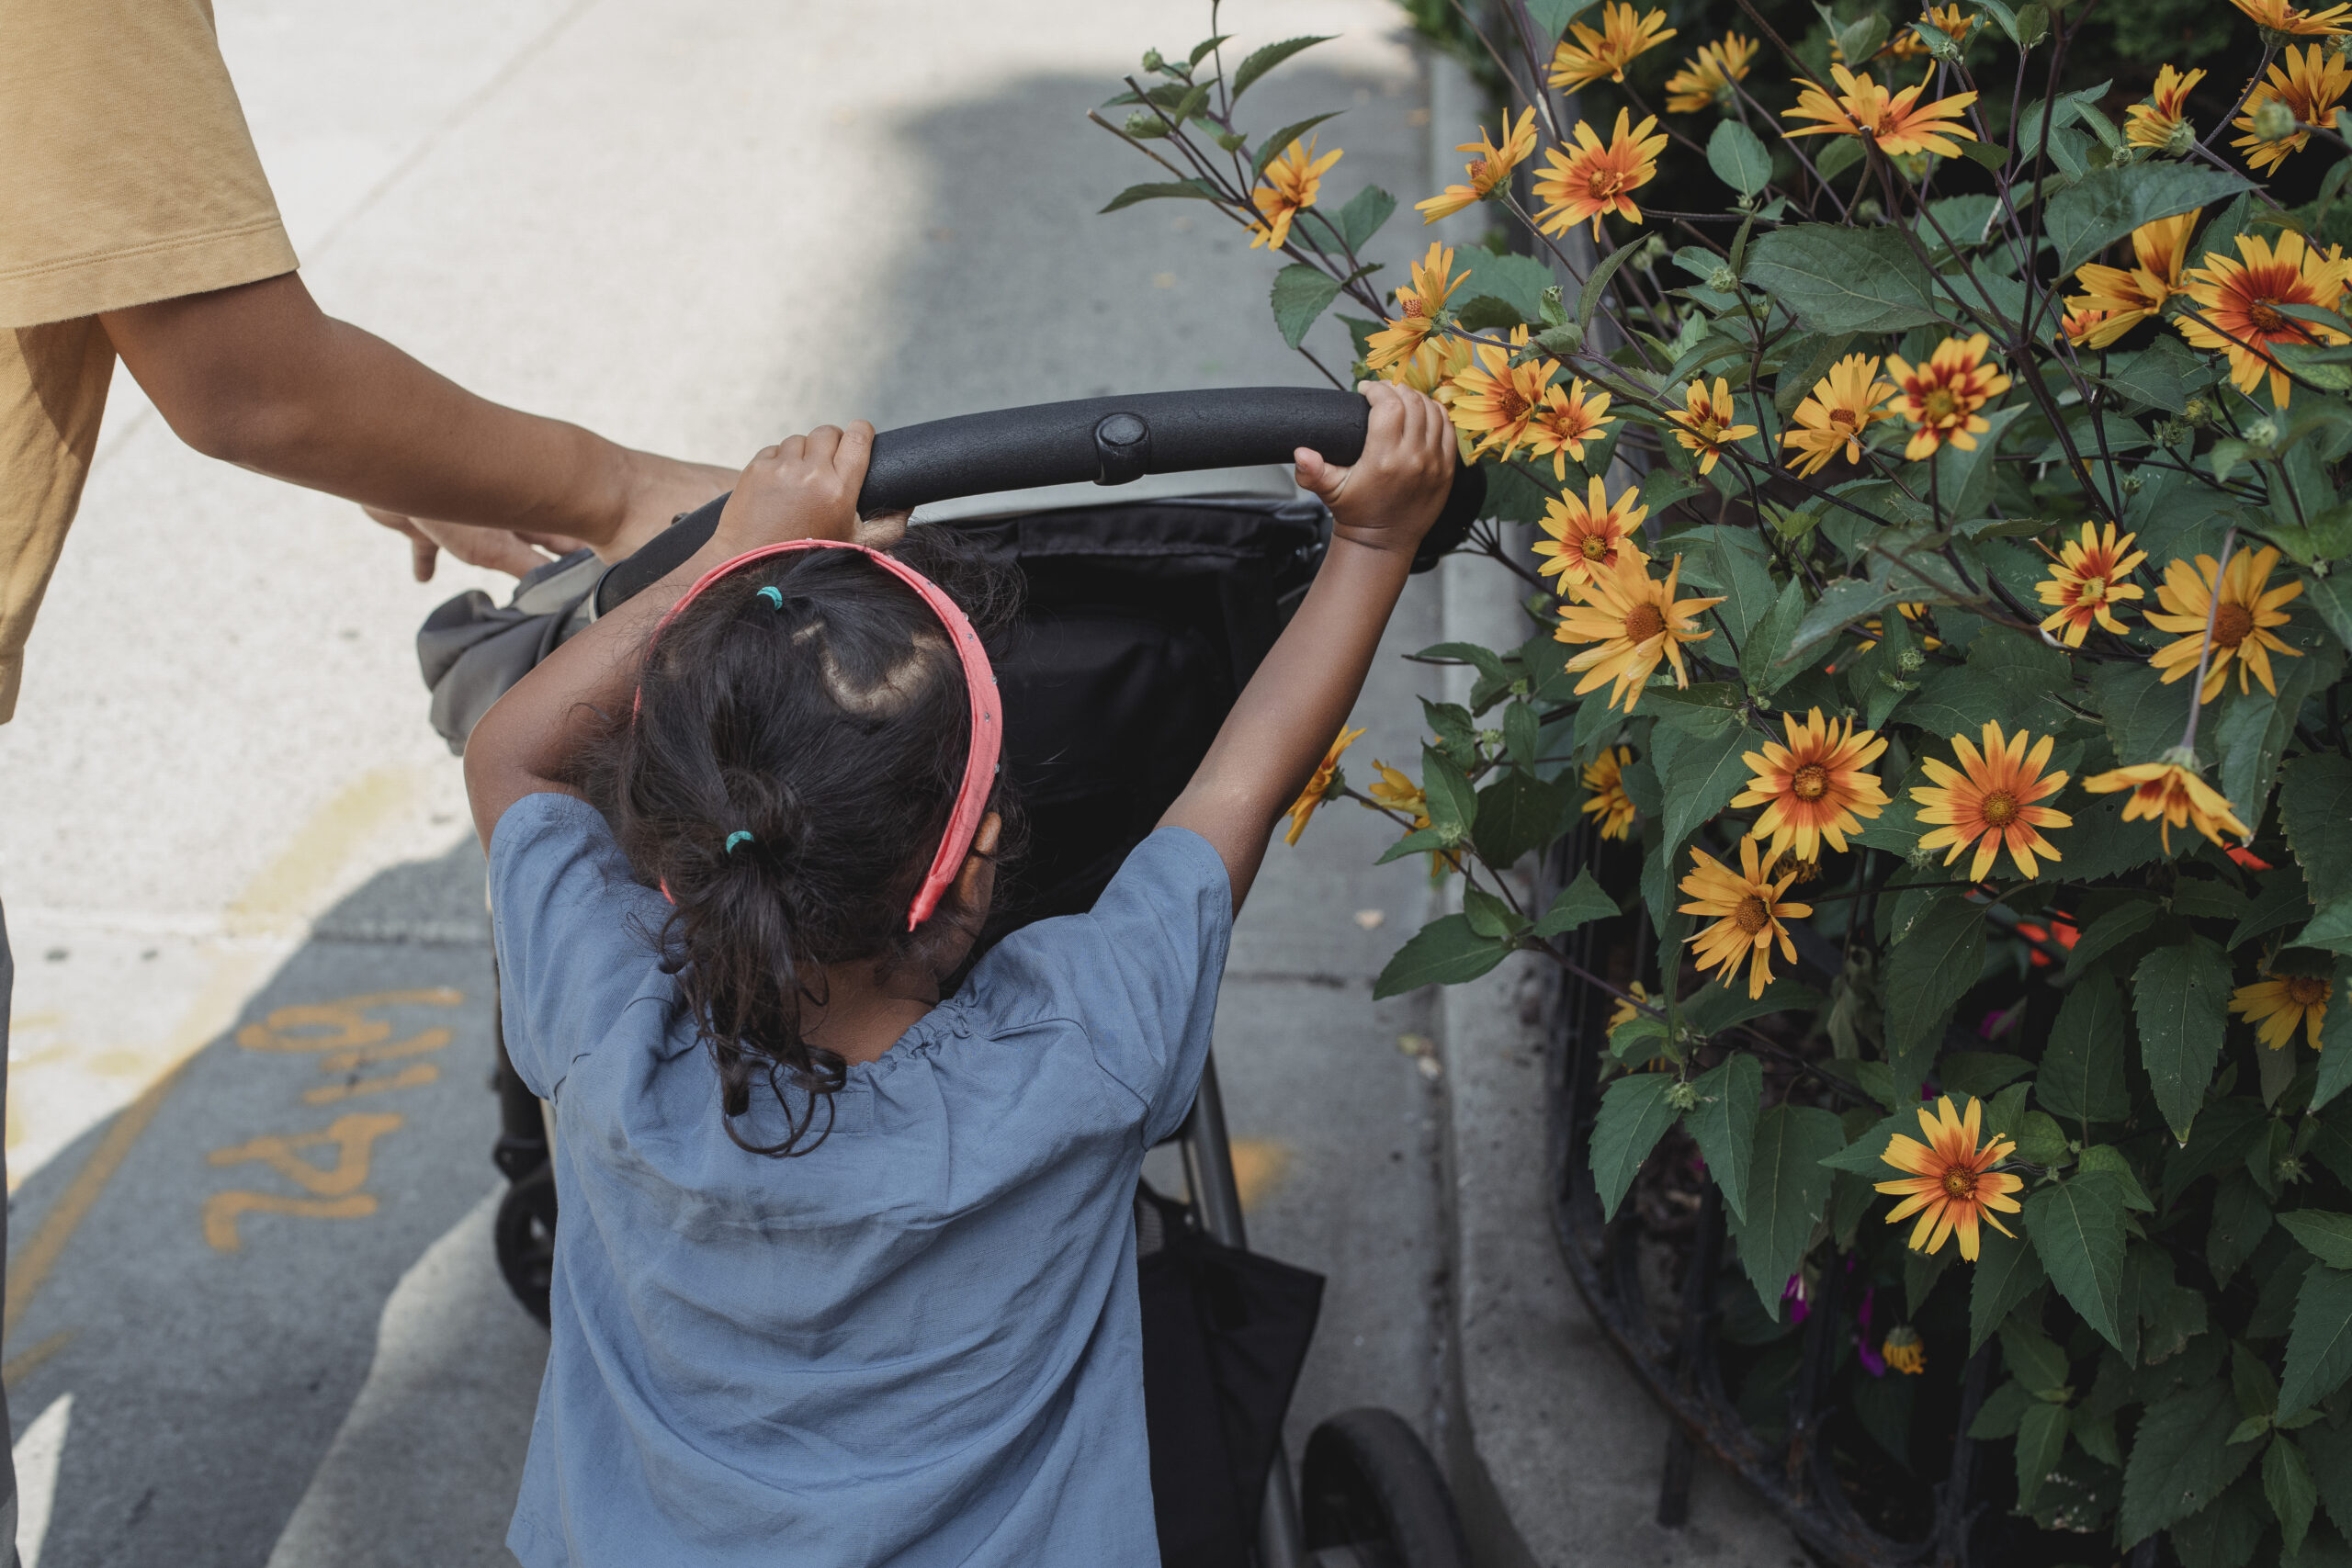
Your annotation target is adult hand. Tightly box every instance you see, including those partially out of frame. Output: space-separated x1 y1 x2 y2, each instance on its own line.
366 507 590 582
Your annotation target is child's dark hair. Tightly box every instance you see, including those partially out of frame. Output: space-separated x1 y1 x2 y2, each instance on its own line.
587 528 1023 1156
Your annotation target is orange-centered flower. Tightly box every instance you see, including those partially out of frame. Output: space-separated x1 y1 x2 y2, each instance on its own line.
1875 1095 2022 1261
1581 746 1641 840
2234 45 2352 175
1553 551 1722 714
1532 476 1647 592
1679 837 1811 999
2064 211 2199 349
1284 725 1363 845
2057 303 2113 348
1912 721 2072 882
1782 64 1979 159
1522 378 1617 479
1665 377 1759 474
1733 708 1890 863
1532 110 1667 240
2126 65 2206 151
2082 760 2252 852
1448 330 1562 460
1885 334 2010 460
2177 231 2352 407
2145 545 2304 703
1547 3 1677 92
1365 243 1468 371
1250 136 1343 252
1417 107 1540 224
2234 972 2333 1050
2036 522 2148 645
1782 353 1897 476
1663 34 1758 113
2227 0 2352 37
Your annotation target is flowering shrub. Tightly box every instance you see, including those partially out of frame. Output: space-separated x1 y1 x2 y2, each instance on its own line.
1105 0 2352 1557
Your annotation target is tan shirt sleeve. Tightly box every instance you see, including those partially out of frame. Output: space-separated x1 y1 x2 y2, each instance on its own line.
0 0 299 328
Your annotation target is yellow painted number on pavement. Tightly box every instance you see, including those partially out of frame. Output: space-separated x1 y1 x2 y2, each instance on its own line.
202 988 462 1251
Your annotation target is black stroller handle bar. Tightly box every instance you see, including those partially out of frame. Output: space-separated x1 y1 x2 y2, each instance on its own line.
597 388 1484 611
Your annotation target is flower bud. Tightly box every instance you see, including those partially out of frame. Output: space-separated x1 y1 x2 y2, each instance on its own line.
2252 97 2299 143
2163 118 2197 157
1666 1080 1700 1111
2120 472 2143 494
2245 416 2280 449
1125 108 1171 139
2181 396 2213 425
1142 48 1166 73
1708 265 1740 294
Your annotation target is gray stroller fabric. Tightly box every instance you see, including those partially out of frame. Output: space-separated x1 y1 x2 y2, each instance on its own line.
414 549 605 754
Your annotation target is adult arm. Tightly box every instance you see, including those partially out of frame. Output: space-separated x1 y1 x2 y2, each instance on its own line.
101 271 732 563
463 423 878 848
1159 383 1454 910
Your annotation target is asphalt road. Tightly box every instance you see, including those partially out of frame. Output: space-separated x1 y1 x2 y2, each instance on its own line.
0 3 1464 1562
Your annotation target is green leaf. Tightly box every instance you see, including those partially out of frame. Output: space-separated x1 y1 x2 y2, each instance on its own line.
1421 742 1477 840
2283 754 2352 906
2027 1171 2132 1352
1999 1314 2071 1395
2134 937 2233 1141
1576 241 1644 341
2016 1401 2071 1511
2296 895 2352 958
2045 164 2254 276
1680 976 1823 1036
2272 1436 2323 1560
1883 895 1985 1099
1453 250 1556 330
2233 863 2317 953
1741 224 1941 334
1533 870 1620 938
1330 184 1395 253
1822 1108 1916 1175
2317 956 2352 1113
1250 112 1343 178
1271 264 1344 349
1706 119 1772 198
1971 1225 2048 1354
1686 1054 1763 1223
1372 914 1510 999
2060 900 2160 986
1374 825 1452 866
2075 1145 2154 1210
1939 1052 2033 1099
1654 723 1753 857
2305 571 2352 660
1230 35 1333 100
2088 660 2188 767
2210 1172 2275 1286
1742 576 1811 695
2282 1266 2352 1417
1472 767 1573 869
1101 177 1221 213
2038 972 2132 1128
2304 1422 2352 1547
1781 579 1901 671
1644 682 1743 739
1590 1072 1683 1221
1522 0 1601 38
1725 1104 1845 1317
2120 1380 2262 1545
2282 1211 2352 1270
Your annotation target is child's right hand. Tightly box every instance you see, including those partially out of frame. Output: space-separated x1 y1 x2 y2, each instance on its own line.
1293 382 1455 558
714 422 875 551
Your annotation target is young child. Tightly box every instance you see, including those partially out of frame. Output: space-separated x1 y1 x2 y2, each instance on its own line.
467 385 1456 1566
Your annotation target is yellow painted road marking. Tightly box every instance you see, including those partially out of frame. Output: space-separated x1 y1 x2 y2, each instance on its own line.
303 1063 441 1104
203 1111 405 1250
1 1330 73 1390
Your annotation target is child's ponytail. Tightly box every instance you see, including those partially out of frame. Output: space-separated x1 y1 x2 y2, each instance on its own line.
586 531 1021 1156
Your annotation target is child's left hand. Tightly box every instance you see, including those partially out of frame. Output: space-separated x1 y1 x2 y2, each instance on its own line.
714 422 875 551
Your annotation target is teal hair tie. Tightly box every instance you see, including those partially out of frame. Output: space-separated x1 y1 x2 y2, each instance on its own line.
754 586 784 609
725 829 755 854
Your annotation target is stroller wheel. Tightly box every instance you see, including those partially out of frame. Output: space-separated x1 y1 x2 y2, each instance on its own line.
494 1164 558 1325
1300 1408 1471 1568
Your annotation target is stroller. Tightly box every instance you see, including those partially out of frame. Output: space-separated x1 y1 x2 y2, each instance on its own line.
418 389 1484 1568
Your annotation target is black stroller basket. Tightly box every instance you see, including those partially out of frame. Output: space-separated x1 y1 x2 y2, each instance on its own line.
435 389 1476 1568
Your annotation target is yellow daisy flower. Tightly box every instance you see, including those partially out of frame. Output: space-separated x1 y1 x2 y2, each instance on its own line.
1552 551 1722 714
1663 34 1758 114
2035 523 2147 646
1365 243 1467 371
1521 378 1616 479
1731 708 1890 863
2144 546 2303 703
1532 109 1668 241
1910 721 2072 883
1781 353 1897 477
1664 376 1759 475
1447 328 1560 459
2177 230 2352 408
1547 3 1677 93
1283 725 1364 845
2125 65 2206 150
1781 64 1979 159
2228 0 2352 34
1882 1325 1928 1374
2233 972 2332 1050
1364 759 1461 875
2064 211 2198 350
2233 45 2352 175
1885 334 2010 460
2081 761 2251 852
1250 136 1343 252
1417 108 1540 224
1678 836 1811 998
1582 745 1641 840
1532 477 1647 592
1875 1095 2022 1260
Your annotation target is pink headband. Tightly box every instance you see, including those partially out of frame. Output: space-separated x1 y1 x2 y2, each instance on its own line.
641 539 1001 931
